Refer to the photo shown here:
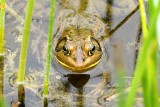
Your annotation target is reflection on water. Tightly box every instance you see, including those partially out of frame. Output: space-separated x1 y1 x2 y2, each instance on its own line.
11 85 25 107
0 56 4 95
3 0 143 106
76 88 84 107
43 97 48 107
66 74 90 88
18 85 25 107
0 56 5 105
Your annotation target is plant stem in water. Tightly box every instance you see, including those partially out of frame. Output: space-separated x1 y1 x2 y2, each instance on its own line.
43 0 55 96
17 0 35 83
0 0 5 55
125 0 160 106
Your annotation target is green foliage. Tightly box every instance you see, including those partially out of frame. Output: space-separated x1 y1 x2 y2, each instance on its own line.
17 0 35 83
117 70 126 107
0 97 7 107
0 1 6 105
125 0 160 107
0 0 5 54
43 0 55 96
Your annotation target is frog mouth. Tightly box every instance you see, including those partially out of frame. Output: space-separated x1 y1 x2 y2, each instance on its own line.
55 57 101 73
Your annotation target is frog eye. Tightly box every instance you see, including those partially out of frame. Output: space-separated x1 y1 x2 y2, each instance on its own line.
91 45 96 51
63 45 68 51
55 37 67 52
63 45 70 56
88 45 95 56
91 37 101 51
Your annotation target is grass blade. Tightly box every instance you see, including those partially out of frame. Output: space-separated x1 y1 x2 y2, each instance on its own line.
0 0 5 55
157 14 160 49
0 1 6 105
17 0 35 83
125 0 160 106
43 0 55 96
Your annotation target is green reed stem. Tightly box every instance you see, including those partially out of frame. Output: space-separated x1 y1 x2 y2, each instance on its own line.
0 0 6 104
17 0 35 83
0 0 5 55
125 0 148 105
125 0 160 106
157 14 160 49
117 69 126 107
138 0 148 38
150 0 160 50
43 0 55 96
0 98 7 107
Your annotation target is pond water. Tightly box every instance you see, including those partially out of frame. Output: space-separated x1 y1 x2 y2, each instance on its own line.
1 0 159 107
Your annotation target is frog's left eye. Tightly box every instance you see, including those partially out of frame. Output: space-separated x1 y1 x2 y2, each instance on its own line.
55 37 67 52
88 45 95 56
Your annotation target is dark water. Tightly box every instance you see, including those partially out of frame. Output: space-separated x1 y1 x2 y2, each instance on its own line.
1 0 152 107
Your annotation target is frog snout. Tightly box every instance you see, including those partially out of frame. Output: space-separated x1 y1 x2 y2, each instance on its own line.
74 45 85 65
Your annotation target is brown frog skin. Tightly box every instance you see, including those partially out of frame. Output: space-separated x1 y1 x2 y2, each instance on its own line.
54 27 102 73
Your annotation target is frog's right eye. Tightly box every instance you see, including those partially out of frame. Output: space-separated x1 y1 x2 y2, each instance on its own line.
62 45 70 55
88 45 95 56
63 45 68 52
55 37 67 52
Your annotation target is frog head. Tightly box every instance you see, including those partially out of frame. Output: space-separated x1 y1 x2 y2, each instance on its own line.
54 28 102 73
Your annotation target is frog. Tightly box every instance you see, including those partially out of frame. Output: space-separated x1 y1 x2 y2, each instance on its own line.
52 0 139 95
54 26 102 72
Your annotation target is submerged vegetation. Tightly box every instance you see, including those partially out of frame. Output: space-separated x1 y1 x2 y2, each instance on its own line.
0 0 160 106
